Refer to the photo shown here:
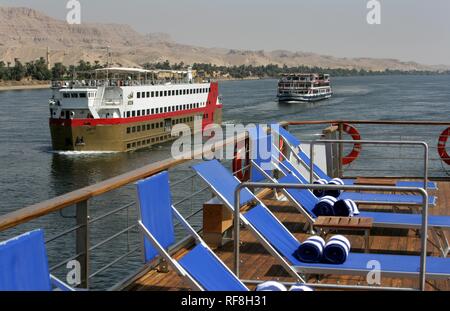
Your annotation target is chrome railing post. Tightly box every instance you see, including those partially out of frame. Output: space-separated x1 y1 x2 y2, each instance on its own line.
76 200 89 289
418 188 428 291
234 186 242 277
338 122 344 178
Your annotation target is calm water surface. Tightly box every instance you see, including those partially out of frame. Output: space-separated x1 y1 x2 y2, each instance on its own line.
0 75 449 288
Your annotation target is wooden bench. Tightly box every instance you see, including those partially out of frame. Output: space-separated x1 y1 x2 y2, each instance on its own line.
314 216 373 252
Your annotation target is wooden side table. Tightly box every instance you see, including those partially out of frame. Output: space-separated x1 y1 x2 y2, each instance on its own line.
313 217 373 252
354 177 397 186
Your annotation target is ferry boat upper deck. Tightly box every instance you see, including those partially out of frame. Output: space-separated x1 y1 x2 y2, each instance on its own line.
277 73 333 102
0 120 450 292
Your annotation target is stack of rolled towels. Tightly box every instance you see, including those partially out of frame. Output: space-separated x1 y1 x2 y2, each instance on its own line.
313 178 345 198
294 235 351 265
256 281 313 291
312 197 360 217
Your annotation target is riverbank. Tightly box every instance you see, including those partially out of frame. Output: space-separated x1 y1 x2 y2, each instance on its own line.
0 81 50 92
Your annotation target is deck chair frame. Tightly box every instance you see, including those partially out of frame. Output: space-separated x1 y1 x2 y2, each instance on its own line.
250 154 449 257
136 182 249 291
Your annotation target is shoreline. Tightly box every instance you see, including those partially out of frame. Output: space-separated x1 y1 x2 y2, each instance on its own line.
0 83 51 92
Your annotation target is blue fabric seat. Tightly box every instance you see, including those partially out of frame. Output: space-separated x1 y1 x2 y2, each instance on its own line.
136 171 248 291
245 205 450 278
193 160 450 280
0 229 73 291
273 125 438 191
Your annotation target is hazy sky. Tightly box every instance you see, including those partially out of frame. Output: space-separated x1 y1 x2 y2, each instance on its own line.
1 0 449 65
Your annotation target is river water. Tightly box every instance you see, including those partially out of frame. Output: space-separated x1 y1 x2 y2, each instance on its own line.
0 75 449 289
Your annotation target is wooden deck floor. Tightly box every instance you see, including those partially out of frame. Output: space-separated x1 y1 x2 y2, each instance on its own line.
125 181 450 291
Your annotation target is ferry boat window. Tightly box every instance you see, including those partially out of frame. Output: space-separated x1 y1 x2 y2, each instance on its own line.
172 90 175 96
137 92 141 99
164 91 167 96
63 93 69 98
146 109 150 115
71 93 78 98
142 109 145 115
159 91 163 97
146 92 150 97
79 93 87 98
151 108 154 114
183 90 186 95
183 104 186 110
137 110 141 116
151 91 154 97
155 91 158 97
164 107 167 113
132 111 136 117
142 92 146 98
127 111 131 118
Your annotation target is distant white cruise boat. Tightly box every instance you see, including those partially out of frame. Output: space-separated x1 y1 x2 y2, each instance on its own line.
277 73 333 102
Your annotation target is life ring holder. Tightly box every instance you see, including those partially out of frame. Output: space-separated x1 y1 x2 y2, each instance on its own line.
333 123 362 165
232 138 251 181
438 127 450 165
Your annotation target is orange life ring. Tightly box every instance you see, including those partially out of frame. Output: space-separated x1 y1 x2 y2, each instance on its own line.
279 136 284 161
334 123 362 165
232 139 251 181
438 127 450 165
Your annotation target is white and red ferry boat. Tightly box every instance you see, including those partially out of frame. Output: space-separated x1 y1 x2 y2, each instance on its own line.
49 67 222 152
277 73 332 102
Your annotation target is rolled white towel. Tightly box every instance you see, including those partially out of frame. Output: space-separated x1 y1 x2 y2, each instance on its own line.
326 178 345 198
323 235 351 264
333 199 360 217
289 284 314 291
312 195 338 216
256 281 287 291
294 236 325 263
313 179 328 198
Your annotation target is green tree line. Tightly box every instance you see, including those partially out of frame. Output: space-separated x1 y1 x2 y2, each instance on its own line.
1 58 448 81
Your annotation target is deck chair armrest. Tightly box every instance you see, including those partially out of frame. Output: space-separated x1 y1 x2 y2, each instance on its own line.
50 275 76 291
172 206 203 245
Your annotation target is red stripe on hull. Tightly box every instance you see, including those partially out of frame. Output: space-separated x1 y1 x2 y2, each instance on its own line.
49 82 222 128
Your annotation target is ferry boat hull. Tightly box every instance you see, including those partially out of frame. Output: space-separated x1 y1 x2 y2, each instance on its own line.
277 92 333 102
49 109 222 152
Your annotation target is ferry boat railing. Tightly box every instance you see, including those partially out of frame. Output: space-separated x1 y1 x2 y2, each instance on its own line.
0 133 249 290
234 182 429 291
281 120 450 180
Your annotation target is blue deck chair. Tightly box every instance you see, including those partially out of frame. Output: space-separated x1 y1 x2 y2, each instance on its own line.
193 160 450 282
249 157 450 257
0 229 74 291
268 125 437 206
136 171 248 291
272 124 438 190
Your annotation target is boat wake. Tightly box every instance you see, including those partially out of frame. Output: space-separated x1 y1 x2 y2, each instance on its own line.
51 150 120 156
